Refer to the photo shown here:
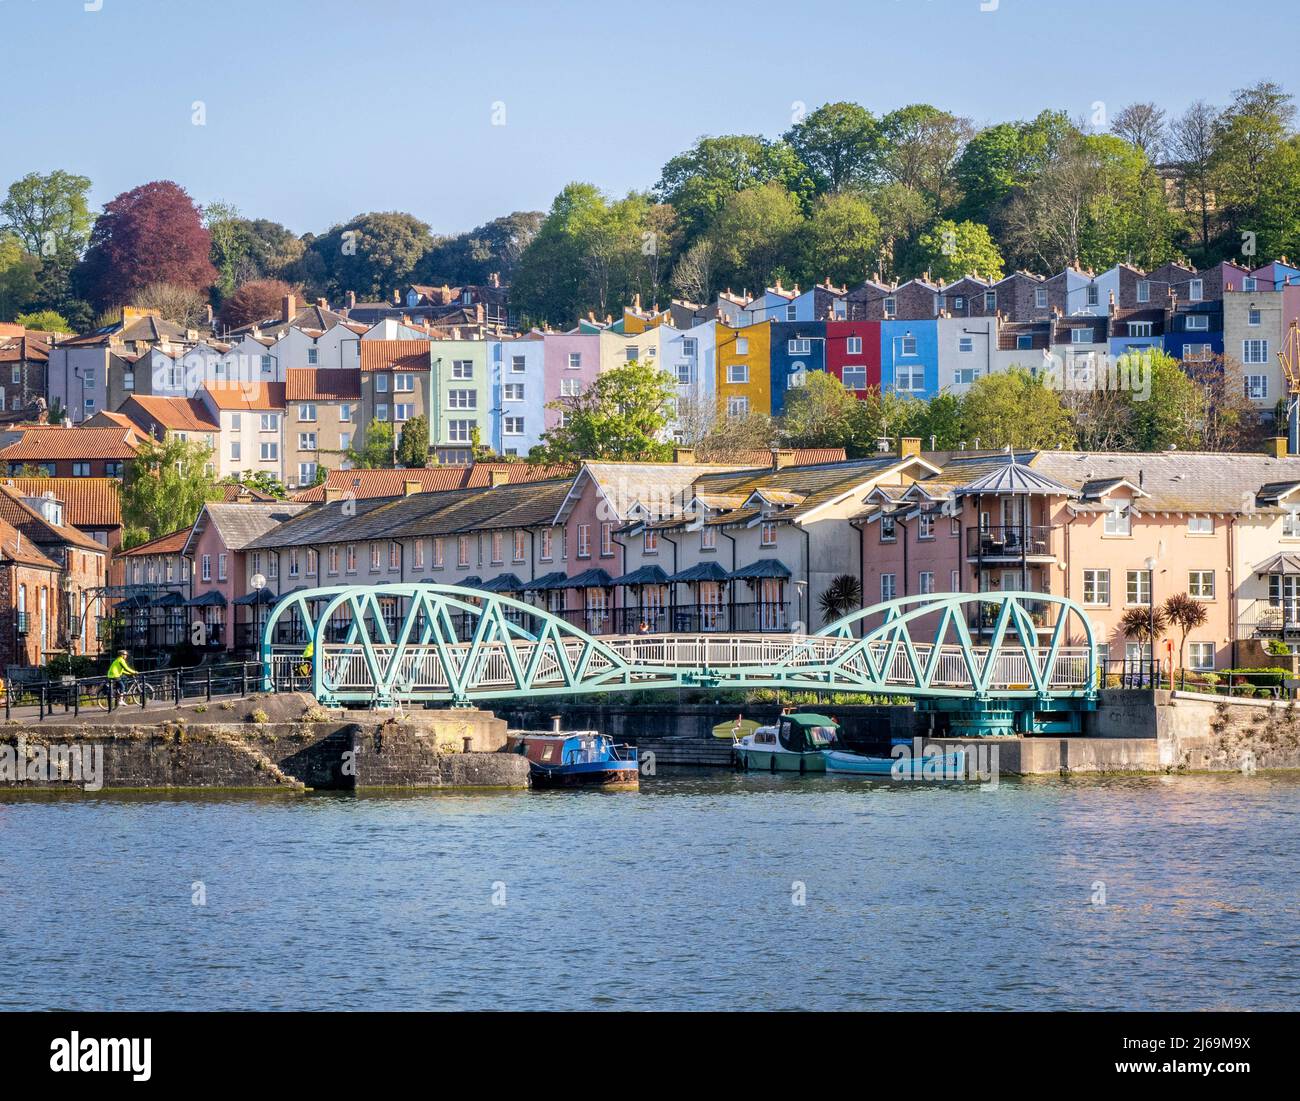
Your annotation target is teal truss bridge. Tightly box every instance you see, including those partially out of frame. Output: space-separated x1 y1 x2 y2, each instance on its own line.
262 585 1100 736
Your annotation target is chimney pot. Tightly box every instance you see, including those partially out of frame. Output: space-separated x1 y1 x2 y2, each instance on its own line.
771 448 795 470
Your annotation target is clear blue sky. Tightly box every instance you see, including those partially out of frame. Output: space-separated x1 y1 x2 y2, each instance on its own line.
1 0 1294 237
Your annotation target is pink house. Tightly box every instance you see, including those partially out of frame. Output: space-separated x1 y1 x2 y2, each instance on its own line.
182 501 308 650
541 331 600 433
857 450 1295 677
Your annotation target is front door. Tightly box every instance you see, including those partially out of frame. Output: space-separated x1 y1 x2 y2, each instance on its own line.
699 582 722 630
585 587 608 633
758 578 784 631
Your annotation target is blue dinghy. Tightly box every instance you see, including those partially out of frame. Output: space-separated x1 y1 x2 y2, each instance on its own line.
824 749 967 780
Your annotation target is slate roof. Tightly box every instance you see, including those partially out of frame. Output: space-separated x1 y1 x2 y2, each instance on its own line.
952 461 1079 497
188 501 310 554
291 463 575 502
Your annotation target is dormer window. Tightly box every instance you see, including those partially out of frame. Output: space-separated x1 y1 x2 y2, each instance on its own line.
880 515 897 542
1086 285 1099 307
1189 279 1204 301
883 297 897 319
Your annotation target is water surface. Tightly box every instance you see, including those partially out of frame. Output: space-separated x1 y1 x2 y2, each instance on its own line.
1 771 1296 1010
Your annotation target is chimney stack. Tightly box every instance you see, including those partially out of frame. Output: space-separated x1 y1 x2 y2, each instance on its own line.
323 485 344 503
771 448 795 470
281 294 296 323
673 447 696 465
236 492 253 504
899 437 922 459
489 468 509 488
346 290 356 312
403 480 422 497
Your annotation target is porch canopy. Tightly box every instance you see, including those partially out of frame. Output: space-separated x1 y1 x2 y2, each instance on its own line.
148 592 186 608
952 461 1078 497
524 571 568 591
561 568 614 589
233 588 277 606
185 591 226 607
1252 552 1300 576
477 573 524 593
613 564 670 587
669 561 729 584
729 559 791 581
116 593 153 611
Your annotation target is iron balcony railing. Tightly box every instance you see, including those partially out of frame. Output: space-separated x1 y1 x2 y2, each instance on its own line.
966 525 1056 559
969 597 1054 631
608 602 791 635
1240 598 1300 637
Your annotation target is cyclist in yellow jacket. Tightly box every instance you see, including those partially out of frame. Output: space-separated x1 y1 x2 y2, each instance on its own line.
106 650 137 679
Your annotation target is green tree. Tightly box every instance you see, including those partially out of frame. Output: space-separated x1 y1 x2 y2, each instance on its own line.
961 369 1074 449
783 102 879 193
876 104 974 212
119 436 223 547
221 471 287 499
710 182 804 293
1125 350 1203 451
536 361 676 462
913 219 1004 282
1209 82 1297 258
0 170 93 256
303 211 434 300
346 419 396 468
0 233 39 321
799 192 881 286
782 371 860 449
14 308 70 332
398 414 430 467
654 135 814 241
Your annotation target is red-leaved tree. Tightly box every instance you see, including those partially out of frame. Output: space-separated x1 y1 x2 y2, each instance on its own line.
76 181 217 311
218 278 297 330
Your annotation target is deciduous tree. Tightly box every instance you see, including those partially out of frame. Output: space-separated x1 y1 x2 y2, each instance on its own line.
119 435 223 547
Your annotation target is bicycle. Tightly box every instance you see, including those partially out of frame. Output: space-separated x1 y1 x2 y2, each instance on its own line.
92 675 155 710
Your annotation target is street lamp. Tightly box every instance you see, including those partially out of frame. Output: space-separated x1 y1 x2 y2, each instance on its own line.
251 572 266 656
1144 555 1158 689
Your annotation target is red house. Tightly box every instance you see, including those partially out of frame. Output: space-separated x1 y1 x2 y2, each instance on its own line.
825 321 881 396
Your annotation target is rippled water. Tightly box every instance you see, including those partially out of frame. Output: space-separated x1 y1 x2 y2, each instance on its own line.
1 771 1297 1010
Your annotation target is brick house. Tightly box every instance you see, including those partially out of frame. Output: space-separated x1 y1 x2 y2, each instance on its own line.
0 424 143 478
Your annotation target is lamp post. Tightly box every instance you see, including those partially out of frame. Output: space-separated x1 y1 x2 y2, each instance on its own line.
1144 555 1158 689
251 572 266 657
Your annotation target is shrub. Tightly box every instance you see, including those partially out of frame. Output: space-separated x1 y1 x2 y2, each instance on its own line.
248 708 269 725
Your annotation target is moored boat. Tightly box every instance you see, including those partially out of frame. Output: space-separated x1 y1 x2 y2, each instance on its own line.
733 712 836 773
824 748 967 780
507 730 639 789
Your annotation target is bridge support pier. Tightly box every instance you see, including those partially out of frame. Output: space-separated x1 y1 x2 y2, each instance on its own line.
917 696 1094 737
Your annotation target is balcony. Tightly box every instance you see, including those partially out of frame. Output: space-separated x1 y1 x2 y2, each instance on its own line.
968 597 1054 632
966 525 1056 561
575 602 792 635
1242 599 1300 638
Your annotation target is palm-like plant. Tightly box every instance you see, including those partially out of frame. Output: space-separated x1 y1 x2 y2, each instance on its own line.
1118 604 1168 645
1163 592 1209 672
819 574 863 626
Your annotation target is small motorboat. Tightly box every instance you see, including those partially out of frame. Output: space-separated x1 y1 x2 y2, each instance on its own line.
824 748 967 780
508 729 639 789
733 712 836 773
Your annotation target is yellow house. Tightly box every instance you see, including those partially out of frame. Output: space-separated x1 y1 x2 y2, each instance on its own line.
715 320 772 417
621 296 671 335
598 324 664 373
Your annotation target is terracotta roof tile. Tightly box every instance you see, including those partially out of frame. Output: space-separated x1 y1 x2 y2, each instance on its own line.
360 340 432 373
0 426 143 461
286 368 361 402
2 477 122 528
121 396 220 432
0 485 106 553
0 513 58 569
202 381 286 411
115 527 190 557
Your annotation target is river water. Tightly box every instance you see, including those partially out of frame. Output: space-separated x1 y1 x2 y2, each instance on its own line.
1 770 1296 1011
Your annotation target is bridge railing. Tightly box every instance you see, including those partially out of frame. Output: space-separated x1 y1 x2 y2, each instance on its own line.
306 637 1095 695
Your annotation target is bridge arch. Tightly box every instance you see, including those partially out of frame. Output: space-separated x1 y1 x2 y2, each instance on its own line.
259 584 1099 707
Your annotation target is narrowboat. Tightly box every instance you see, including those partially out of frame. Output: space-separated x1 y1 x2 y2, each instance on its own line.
732 712 837 772
507 729 639 789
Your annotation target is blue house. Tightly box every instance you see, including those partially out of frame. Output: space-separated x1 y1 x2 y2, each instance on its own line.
1165 303 1223 363
769 321 827 415
880 319 939 399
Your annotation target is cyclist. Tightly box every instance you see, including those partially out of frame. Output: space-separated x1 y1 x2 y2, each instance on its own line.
297 638 314 679
106 650 137 681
